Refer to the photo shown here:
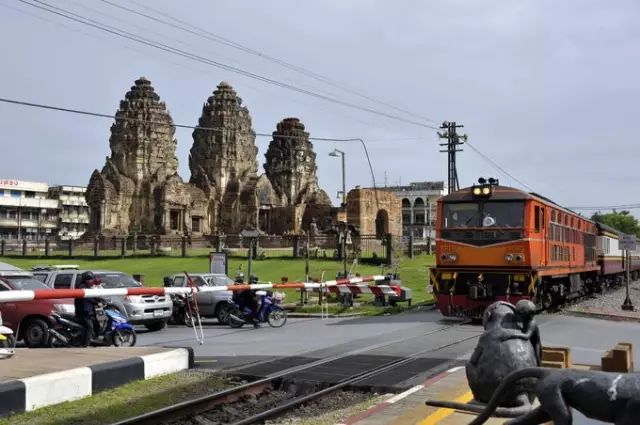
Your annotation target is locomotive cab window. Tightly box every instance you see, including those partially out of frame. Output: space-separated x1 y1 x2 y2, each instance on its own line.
443 201 524 228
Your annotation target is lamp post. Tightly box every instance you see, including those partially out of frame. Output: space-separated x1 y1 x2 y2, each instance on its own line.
329 149 346 207
329 148 348 277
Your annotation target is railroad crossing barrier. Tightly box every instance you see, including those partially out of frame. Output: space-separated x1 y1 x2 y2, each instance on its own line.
0 275 398 303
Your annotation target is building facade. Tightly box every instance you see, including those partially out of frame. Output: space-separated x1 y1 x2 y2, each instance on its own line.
0 179 58 243
48 185 90 240
381 181 445 247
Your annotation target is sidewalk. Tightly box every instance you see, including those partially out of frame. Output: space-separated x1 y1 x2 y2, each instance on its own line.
563 305 640 322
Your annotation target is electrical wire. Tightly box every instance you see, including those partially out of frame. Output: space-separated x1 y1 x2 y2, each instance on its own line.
0 96 379 194
17 0 439 130
464 140 535 192
98 0 440 126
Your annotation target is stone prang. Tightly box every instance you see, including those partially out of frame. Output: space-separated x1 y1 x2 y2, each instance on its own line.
86 77 209 236
264 118 330 206
189 81 259 233
87 78 344 237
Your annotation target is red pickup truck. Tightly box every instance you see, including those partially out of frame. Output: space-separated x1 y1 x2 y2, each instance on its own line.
0 268 75 347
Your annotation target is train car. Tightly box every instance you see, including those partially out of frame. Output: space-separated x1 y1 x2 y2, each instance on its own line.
429 178 600 318
595 222 640 285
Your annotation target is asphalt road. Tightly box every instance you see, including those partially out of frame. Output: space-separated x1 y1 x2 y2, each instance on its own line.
136 309 640 424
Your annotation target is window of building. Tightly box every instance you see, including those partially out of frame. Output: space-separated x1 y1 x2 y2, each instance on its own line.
7 210 16 219
0 190 4 196
170 210 181 231
414 214 425 224
10 190 20 198
24 191 35 199
192 217 201 233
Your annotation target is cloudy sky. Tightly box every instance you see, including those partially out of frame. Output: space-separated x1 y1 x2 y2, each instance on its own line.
1 0 639 212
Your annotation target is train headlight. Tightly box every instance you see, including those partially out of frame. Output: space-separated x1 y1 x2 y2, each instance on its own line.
441 253 458 262
505 254 514 262
473 187 482 196
482 187 491 195
515 254 524 262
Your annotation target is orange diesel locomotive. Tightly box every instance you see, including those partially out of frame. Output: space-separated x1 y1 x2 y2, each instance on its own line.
430 178 600 318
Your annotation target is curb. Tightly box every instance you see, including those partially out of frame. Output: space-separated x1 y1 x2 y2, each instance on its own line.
0 347 193 417
287 302 436 318
563 309 640 323
287 312 364 318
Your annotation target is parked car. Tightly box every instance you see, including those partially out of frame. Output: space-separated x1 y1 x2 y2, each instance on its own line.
0 269 75 347
34 269 172 332
164 273 234 324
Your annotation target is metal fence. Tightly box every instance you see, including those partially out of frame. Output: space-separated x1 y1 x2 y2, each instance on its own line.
0 233 399 263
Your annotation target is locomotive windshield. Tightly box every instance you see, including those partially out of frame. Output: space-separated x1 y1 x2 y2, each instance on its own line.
443 201 524 228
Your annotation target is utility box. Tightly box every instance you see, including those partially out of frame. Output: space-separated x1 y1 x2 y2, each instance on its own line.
389 287 413 306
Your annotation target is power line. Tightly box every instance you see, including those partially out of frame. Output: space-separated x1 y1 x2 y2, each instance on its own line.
569 204 640 211
98 0 440 126
17 0 439 130
464 140 535 192
0 96 379 192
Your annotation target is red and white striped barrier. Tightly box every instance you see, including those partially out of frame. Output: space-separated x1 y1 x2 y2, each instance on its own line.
0 275 398 302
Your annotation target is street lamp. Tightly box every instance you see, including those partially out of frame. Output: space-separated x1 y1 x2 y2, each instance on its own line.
329 148 348 279
329 149 346 207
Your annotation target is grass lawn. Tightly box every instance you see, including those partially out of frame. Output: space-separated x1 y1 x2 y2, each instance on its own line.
0 371 229 425
2 254 435 309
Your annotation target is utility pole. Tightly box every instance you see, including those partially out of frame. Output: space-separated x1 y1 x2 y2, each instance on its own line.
438 121 467 194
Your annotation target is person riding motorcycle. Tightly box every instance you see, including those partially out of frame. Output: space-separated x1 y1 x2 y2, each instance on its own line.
232 273 260 328
75 271 102 346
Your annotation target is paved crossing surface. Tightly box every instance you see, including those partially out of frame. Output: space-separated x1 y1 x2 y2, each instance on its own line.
135 309 640 424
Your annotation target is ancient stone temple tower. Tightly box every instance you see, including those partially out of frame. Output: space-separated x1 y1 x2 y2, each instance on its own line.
264 118 330 206
86 77 209 236
255 118 331 233
189 82 260 233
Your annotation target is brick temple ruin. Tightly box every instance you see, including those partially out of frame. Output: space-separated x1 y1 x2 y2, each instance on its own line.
86 78 332 237
86 77 399 237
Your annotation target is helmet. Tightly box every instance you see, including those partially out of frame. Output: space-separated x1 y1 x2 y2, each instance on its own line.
80 271 100 287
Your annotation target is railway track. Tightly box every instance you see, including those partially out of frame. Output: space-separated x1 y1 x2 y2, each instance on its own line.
111 320 476 425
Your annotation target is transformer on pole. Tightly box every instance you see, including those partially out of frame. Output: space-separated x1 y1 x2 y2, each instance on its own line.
438 121 467 194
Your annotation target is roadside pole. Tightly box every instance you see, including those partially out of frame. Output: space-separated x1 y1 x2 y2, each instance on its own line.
620 233 635 311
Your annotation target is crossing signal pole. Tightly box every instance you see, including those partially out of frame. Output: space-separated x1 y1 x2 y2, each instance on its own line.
438 121 467 194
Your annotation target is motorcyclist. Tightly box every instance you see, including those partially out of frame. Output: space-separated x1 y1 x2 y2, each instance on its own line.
232 273 260 328
75 271 101 346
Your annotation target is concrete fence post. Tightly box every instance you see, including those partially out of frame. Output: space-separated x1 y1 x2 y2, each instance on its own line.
93 235 99 258
181 236 187 257
385 233 393 264
0 240 5 256
44 239 50 258
68 239 74 258
22 239 27 257
408 235 414 259
121 237 126 258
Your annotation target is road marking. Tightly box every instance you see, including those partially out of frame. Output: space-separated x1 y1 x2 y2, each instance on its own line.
194 359 218 363
446 366 465 373
418 390 473 425
386 385 424 404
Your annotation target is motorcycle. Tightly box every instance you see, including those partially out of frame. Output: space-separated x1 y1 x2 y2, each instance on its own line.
0 312 15 359
168 293 198 327
49 302 136 347
228 291 287 328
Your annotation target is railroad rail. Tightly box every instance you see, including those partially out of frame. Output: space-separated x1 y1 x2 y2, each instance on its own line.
111 320 476 425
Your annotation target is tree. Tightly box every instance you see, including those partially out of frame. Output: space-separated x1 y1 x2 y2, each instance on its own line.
591 210 640 237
